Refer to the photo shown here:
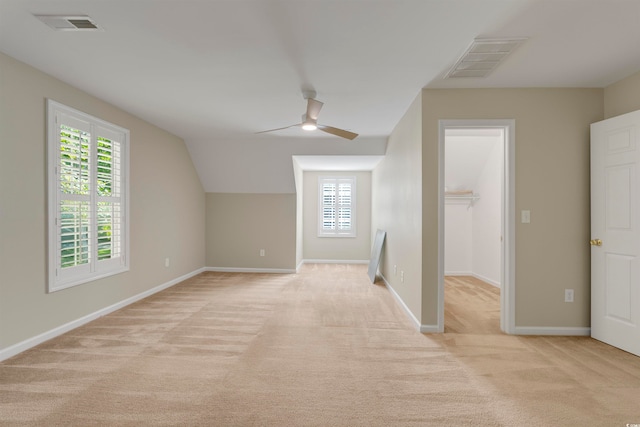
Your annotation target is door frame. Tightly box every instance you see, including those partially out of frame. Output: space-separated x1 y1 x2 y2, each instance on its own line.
438 119 516 334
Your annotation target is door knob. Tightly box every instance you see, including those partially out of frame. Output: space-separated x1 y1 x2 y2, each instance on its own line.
590 239 602 246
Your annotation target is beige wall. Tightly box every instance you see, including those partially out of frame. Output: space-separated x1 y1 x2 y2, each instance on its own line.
604 70 640 118
422 88 603 328
302 171 372 261
372 94 423 323
0 52 205 350
205 193 296 270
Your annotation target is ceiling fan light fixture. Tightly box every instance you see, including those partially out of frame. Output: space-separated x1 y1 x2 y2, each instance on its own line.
256 96 358 140
301 114 317 131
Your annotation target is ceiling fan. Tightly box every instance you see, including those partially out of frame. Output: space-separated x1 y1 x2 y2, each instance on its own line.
256 92 358 140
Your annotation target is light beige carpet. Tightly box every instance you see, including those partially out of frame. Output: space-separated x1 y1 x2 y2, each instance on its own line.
1 264 640 426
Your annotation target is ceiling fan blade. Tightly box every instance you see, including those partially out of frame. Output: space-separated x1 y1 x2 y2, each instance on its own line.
317 125 358 140
306 98 324 120
255 124 300 134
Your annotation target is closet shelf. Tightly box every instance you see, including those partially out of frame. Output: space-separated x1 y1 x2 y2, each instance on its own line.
445 192 480 209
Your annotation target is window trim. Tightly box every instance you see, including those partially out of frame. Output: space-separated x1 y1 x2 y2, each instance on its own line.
47 100 130 292
317 176 356 238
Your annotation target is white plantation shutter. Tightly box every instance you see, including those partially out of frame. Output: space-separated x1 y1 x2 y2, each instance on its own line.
337 182 352 231
58 117 92 272
94 126 123 268
318 177 356 237
48 100 130 292
322 182 337 230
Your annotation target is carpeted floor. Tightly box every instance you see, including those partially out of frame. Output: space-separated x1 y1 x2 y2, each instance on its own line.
1 264 639 426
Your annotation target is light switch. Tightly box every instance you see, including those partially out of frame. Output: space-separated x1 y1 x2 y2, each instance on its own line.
521 210 531 224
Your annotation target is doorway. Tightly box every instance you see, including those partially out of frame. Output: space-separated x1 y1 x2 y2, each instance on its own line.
438 120 516 334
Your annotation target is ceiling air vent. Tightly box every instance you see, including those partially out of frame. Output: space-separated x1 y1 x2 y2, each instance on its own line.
445 38 526 79
34 15 103 31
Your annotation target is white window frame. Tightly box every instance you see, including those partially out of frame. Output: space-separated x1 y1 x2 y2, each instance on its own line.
47 100 130 292
317 176 356 238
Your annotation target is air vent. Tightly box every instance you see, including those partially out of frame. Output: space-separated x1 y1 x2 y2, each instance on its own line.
34 15 103 31
445 38 526 79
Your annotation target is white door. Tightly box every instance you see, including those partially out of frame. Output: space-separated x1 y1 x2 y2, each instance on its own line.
591 111 640 357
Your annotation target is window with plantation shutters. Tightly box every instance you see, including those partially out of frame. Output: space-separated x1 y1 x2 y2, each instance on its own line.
47 100 129 292
318 177 356 237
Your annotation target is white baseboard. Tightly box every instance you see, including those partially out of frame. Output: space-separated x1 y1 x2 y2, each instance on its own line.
205 267 296 274
379 274 437 333
302 259 370 265
213 260 370 275
513 326 591 336
472 273 500 288
0 267 206 363
445 270 472 276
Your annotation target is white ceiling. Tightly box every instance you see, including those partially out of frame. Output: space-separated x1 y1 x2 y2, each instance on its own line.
2 0 640 192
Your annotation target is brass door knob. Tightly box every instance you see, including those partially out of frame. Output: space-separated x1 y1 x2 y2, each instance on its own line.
590 239 602 246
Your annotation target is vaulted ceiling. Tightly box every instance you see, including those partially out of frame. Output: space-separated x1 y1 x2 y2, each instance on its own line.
2 0 639 192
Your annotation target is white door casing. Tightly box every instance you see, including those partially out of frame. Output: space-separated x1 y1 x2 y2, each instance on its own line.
438 119 516 334
591 111 640 357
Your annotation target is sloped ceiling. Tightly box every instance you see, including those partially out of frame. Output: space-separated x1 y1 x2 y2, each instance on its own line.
445 130 502 192
1 0 640 192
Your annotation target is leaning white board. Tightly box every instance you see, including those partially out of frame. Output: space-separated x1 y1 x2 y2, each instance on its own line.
368 230 386 283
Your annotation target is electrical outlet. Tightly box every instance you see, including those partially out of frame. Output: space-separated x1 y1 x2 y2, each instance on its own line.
565 289 574 303
521 210 531 224
259 249 265 257
394 265 397 276
165 258 170 268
